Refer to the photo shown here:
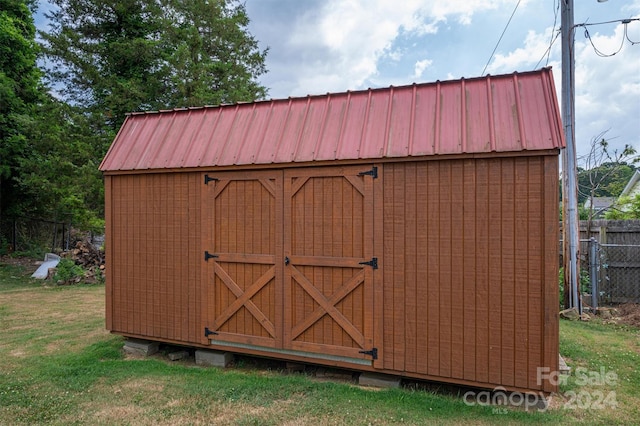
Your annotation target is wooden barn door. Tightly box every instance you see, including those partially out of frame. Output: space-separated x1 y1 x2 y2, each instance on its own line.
201 171 283 348
283 166 377 363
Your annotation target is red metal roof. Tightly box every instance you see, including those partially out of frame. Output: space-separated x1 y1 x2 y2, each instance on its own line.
100 68 564 172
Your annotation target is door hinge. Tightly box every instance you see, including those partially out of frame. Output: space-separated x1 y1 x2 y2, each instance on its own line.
359 347 378 360
204 174 218 185
204 251 219 261
358 166 378 179
204 327 218 337
359 257 378 269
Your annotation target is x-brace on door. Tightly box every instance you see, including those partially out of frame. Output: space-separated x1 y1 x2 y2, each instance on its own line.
202 166 378 364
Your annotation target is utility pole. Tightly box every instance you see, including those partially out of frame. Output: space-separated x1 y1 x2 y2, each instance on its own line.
561 0 581 314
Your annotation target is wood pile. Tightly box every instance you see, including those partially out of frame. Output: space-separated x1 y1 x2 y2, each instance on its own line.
61 239 105 282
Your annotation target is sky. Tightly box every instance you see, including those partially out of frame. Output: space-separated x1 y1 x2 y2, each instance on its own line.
35 0 640 160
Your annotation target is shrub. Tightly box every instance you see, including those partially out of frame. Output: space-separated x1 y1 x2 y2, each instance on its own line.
53 258 85 285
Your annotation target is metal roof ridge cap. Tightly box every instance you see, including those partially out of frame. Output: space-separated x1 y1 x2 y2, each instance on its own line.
122 69 551 117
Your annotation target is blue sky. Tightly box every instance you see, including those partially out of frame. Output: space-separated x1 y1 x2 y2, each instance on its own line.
35 0 640 159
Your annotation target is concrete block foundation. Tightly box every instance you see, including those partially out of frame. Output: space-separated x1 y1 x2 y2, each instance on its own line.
358 372 402 388
195 349 233 367
123 338 160 356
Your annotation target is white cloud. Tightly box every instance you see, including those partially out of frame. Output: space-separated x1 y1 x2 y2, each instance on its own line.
386 48 404 61
413 59 433 79
486 28 557 73
428 0 529 25
574 21 640 152
285 0 519 95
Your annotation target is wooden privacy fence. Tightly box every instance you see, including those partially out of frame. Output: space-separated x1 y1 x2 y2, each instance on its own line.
578 220 640 304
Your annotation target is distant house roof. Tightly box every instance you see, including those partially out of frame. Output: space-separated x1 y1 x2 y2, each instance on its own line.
584 197 616 212
99 68 564 173
619 170 640 199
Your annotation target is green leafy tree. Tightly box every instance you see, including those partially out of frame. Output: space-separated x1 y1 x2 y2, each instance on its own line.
606 195 640 220
577 162 636 204
577 135 637 225
41 0 268 132
14 96 105 232
159 0 268 107
40 0 167 134
0 0 42 221
33 0 268 235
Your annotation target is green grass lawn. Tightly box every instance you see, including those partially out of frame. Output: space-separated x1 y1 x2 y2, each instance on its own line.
1 259 638 425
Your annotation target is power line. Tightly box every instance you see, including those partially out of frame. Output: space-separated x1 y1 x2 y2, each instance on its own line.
534 16 639 70
534 30 561 70
578 18 640 57
481 0 523 76
545 0 561 67
583 26 625 57
576 17 640 28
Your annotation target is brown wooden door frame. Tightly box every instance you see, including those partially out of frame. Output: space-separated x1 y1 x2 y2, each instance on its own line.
283 165 377 363
200 170 284 348
201 165 379 366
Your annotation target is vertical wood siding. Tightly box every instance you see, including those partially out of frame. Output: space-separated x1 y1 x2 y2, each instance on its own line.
380 156 559 391
106 172 202 343
105 155 559 392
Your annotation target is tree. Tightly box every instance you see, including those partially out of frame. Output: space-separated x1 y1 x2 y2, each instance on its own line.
577 133 637 225
159 0 268 107
606 194 640 220
14 96 106 232
40 0 269 133
34 0 268 235
0 0 42 222
40 0 167 135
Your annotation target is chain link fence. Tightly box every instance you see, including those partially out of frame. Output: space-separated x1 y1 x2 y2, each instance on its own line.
597 243 640 305
579 239 640 307
565 220 640 308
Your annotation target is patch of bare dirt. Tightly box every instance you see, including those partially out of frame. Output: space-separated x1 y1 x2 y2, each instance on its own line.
616 303 640 328
0 255 40 273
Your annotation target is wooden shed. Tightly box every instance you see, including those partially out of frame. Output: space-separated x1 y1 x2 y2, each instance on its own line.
100 68 563 393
